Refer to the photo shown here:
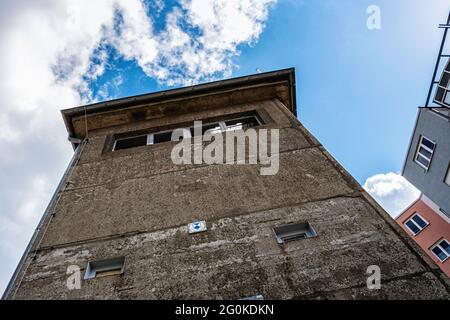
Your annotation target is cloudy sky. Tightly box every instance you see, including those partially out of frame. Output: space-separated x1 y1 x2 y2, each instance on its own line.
0 0 449 295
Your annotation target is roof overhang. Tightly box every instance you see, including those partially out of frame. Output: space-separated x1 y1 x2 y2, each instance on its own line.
61 68 297 148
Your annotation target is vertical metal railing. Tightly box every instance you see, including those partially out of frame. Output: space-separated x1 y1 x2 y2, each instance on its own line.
425 11 450 107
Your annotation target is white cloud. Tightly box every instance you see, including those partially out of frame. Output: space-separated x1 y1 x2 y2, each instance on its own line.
363 172 420 218
153 0 277 85
0 0 276 296
0 175 52 297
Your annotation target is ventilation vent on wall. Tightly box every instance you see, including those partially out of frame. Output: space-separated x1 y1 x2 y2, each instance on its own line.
273 222 317 244
434 58 450 107
84 256 125 279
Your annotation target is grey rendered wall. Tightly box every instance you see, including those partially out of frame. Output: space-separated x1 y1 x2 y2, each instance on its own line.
403 108 450 215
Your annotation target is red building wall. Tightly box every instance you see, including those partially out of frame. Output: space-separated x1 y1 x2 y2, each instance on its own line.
396 198 450 278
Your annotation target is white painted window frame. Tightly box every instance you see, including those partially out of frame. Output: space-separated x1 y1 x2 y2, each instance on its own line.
414 135 436 170
431 239 450 262
404 212 429 236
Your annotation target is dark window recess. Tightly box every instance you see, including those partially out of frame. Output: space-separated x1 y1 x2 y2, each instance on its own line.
112 114 261 151
153 131 173 143
411 215 427 229
273 222 317 244
436 86 445 102
432 246 448 261
114 135 147 150
84 257 125 279
440 240 450 253
441 72 450 89
421 137 435 151
405 220 420 234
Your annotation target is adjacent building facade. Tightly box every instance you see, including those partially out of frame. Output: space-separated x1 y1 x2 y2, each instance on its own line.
402 107 450 217
400 106 450 278
396 195 450 277
399 14 450 279
3 69 450 299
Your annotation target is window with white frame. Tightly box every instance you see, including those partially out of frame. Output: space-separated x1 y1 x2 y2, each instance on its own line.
404 213 429 235
113 115 261 151
414 136 436 170
431 239 450 262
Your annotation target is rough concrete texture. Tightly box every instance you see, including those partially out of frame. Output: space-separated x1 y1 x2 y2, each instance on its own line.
12 197 450 299
6 93 450 299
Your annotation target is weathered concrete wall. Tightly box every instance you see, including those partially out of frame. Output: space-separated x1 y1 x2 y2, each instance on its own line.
12 197 450 299
7 98 450 299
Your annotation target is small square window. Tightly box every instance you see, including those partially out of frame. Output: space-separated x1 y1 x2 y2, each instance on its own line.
404 213 428 236
273 222 317 244
84 257 125 280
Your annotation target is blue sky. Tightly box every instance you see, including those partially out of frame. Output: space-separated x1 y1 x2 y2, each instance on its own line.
0 0 449 295
91 0 449 183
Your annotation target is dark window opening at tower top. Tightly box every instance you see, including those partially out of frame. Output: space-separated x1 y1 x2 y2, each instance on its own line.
114 135 147 150
113 114 262 151
153 131 173 144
